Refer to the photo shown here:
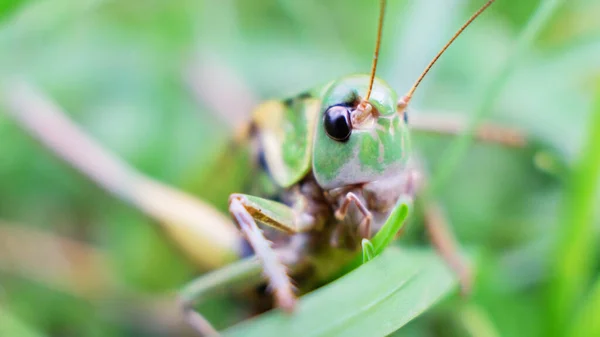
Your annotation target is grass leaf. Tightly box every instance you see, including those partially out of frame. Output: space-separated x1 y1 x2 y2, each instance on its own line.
568 275 600 337
361 239 375 263
222 247 456 337
370 202 411 256
548 83 600 334
0 307 45 337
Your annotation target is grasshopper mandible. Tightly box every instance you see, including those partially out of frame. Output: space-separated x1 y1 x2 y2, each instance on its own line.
179 0 526 335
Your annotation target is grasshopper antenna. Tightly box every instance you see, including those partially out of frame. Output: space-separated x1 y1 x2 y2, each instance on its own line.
399 0 496 110
356 0 386 121
365 0 386 102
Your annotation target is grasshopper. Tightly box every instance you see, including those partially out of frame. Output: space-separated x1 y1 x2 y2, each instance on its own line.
0 0 527 335
178 0 527 335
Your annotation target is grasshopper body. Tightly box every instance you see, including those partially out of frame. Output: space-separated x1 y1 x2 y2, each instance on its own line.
182 76 439 337
236 74 412 287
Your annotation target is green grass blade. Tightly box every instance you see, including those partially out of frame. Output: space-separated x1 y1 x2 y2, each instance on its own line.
0 307 45 337
568 275 600 337
361 239 375 263
352 201 410 268
548 84 600 334
458 304 501 337
431 0 565 191
222 247 457 337
370 202 411 256
341 201 410 273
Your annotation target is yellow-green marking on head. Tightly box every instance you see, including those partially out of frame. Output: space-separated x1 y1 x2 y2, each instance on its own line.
252 95 321 188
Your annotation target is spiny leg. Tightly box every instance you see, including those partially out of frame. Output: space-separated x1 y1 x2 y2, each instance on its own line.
229 197 295 311
180 192 312 336
228 193 317 310
405 111 527 148
405 159 472 294
422 198 472 295
334 192 373 239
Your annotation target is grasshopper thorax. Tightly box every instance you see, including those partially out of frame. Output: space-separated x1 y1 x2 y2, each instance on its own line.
312 75 410 190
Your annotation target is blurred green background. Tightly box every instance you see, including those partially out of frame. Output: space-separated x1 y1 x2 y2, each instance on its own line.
1 0 600 336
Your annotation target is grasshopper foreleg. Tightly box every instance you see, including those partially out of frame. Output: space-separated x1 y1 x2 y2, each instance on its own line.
334 192 373 239
228 194 300 311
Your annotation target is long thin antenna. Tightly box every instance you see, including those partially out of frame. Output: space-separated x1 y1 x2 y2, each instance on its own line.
400 0 496 107
365 0 387 101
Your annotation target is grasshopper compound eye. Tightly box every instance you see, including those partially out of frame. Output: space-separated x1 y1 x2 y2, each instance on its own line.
324 105 353 142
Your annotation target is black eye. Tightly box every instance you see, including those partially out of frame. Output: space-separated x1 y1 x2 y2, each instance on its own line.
324 105 352 142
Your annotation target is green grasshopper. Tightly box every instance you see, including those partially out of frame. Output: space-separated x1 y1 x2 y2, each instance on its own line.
178 0 528 335
0 0 531 335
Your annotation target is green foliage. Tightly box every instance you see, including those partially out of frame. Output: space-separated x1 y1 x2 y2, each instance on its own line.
568 276 600 337
360 202 410 264
361 239 375 263
548 82 600 335
0 307 45 337
1 0 599 336
222 247 456 337
370 202 411 256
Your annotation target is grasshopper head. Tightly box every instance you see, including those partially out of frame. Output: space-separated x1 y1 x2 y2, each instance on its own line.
312 75 409 190
311 0 496 190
